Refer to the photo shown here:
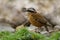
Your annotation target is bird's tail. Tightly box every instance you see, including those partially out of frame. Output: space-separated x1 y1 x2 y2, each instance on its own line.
44 17 55 28
47 22 55 28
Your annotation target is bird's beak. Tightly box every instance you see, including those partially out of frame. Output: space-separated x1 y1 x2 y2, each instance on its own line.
22 8 27 12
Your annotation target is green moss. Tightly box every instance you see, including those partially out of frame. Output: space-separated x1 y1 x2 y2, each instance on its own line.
0 27 60 40
49 32 60 40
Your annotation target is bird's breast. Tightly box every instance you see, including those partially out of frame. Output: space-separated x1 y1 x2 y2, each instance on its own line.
28 14 44 27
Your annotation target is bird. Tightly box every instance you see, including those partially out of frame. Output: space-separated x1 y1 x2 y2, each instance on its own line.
22 8 54 32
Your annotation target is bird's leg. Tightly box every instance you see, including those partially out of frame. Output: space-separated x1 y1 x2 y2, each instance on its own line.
23 21 31 27
44 26 49 32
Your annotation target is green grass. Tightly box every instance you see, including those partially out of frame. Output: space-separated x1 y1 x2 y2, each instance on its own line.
0 27 60 40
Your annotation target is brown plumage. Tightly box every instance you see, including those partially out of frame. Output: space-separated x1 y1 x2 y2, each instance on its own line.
28 12 48 27
22 8 53 32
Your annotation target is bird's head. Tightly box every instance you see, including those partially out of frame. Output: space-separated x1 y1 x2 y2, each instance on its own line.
22 7 37 13
22 8 37 19
26 8 36 13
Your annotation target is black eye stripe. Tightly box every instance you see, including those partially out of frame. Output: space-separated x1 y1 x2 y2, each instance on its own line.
27 8 36 13
27 10 35 13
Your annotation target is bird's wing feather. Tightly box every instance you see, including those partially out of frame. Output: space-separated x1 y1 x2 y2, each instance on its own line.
32 13 47 24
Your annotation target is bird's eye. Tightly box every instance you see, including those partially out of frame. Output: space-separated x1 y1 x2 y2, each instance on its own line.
27 8 36 13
